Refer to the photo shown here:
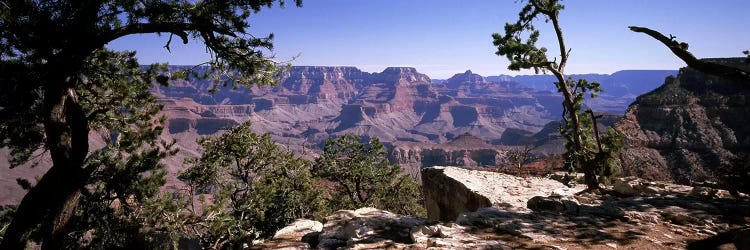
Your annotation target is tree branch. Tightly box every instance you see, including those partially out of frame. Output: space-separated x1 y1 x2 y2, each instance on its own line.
99 22 195 48
86 108 108 120
530 0 568 71
629 26 750 86
549 12 568 72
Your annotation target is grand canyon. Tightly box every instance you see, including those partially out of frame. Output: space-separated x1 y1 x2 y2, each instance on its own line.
4 62 750 249
1 65 676 205
156 67 676 143
3 1 750 249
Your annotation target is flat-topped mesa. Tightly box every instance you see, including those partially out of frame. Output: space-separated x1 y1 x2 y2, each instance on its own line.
282 66 370 81
278 66 369 100
376 67 432 85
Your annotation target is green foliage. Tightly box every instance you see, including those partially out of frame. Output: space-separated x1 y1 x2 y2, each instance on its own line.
0 48 180 249
0 0 302 247
178 122 323 249
491 0 563 73
1 49 183 249
595 130 624 179
313 134 425 216
50 49 178 249
492 0 621 189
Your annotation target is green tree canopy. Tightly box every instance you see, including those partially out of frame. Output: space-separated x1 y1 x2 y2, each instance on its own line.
313 134 424 216
0 0 300 248
179 122 323 248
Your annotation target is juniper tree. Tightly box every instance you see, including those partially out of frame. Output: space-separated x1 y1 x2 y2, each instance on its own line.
3 48 180 249
0 0 300 248
178 122 324 248
492 0 622 191
313 134 424 216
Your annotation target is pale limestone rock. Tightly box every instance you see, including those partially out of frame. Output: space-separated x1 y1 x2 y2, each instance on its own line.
264 165 749 249
272 219 323 241
309 207 512 249
690 186 733 199
660 206 697 225
422 166 583 221
317 207 425 249
612 176 641 196
611 176 695 197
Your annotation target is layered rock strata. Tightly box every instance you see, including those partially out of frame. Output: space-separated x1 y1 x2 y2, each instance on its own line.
615 58 750 188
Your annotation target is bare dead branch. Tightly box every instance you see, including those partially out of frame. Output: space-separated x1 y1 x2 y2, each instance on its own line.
629 26 750 86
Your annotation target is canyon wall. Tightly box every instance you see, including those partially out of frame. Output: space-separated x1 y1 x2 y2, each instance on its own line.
615 58 750 190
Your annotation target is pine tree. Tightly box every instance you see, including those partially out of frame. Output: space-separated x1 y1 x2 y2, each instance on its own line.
0 1 301 248
313 134 424 216
178 122 323 248
492 0 622 192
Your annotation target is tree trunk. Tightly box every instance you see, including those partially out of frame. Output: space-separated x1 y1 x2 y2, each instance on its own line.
0 84 90 249
583 167 598 190
550 72 597 190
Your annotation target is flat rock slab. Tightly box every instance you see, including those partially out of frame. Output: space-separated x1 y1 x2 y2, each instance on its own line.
422 166 583 220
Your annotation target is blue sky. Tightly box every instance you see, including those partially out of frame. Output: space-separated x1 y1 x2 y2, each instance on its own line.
108 0 750 78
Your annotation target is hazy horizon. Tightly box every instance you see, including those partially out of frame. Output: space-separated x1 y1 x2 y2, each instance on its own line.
160 64 680 79
108 1 749 78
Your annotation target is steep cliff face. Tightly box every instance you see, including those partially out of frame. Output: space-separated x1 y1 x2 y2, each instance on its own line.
147 66 670 170
615 58 750 186
274 66 367 101
446 70 491 90
153 66 575 150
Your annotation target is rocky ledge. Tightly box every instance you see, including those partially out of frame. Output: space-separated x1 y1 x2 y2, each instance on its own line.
259 167 750 249
421 166 580 221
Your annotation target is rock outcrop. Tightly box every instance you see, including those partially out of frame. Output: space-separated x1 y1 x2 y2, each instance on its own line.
615 58 750 191
421 166 581 221
258 207 511 249
263 168 750 250
421 167 491 221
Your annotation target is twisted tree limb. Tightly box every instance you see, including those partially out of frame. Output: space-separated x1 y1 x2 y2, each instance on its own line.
629 26 750 86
